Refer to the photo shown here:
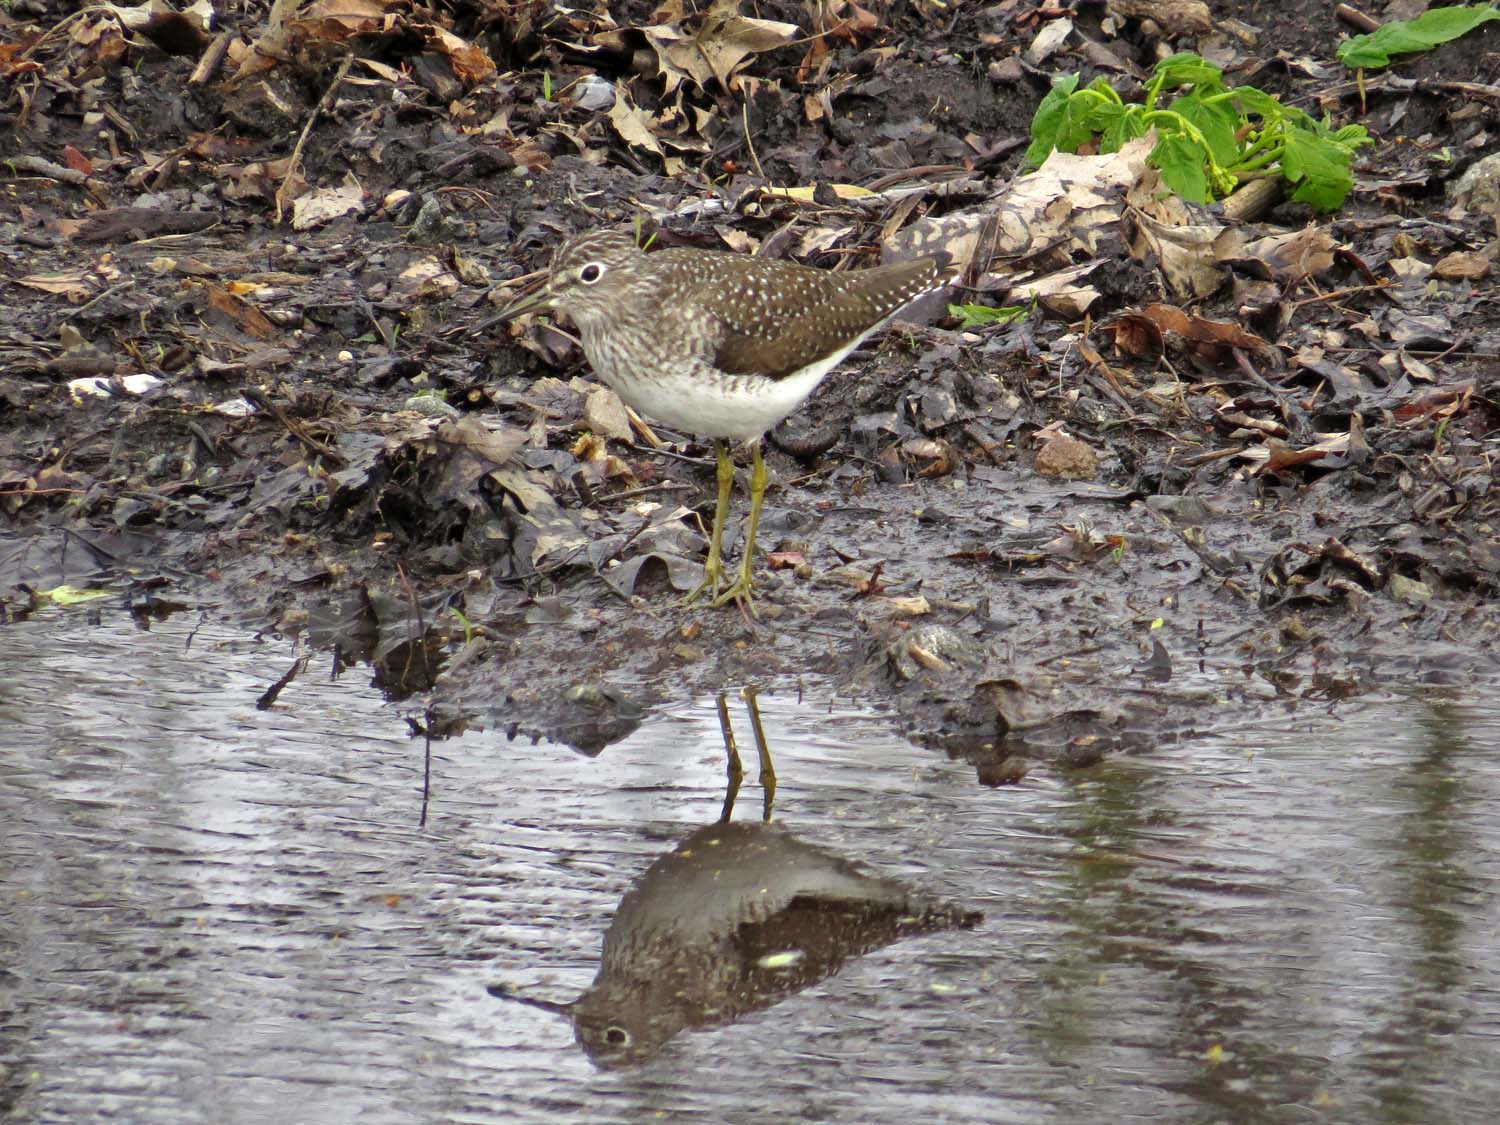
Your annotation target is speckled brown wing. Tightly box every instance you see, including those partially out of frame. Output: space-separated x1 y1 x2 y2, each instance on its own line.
680 256 940 381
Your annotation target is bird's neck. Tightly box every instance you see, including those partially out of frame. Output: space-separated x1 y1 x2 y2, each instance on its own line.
573 288 651 351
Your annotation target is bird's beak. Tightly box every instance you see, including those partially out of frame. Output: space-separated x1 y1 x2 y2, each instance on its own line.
487 982 574 1018
472 283 554 336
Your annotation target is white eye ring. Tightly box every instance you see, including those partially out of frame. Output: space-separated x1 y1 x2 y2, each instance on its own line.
578 261 606 284
604 1025 631 1047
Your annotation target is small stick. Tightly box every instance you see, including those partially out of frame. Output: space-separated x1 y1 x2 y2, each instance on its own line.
1334 4 1381 32
276 53 353 223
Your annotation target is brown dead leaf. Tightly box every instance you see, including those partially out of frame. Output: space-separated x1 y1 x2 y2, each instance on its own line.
796 32 830 86
107 0 211 56
1218 410 1288 438
14 273 96 301
1393 383 1475 423
0 37 46 78
1235 226 1338 282
760 184 874 203
201 282 278 339
1241 433 1351 475
395 258 460 301
1107 303 1272 362
62 145 93 175
438 415 525 468
1398 350 1437 382
609 85 666 158
1041 520 1112 559
290 177 366 230
218 158 301 203
884 595 931 617
853 561 887 598
423 24 497 87
904 437 961 478
237 0 388 79
518 141 557 173
892 137 1155 295
571 432 609 462
642 0 798 95
1129 205 1243 298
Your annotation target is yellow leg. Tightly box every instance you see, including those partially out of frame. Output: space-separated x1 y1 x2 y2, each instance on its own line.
715 690 745 822
679 440 735 607
710 440 763 615
742 685 775 820
713 687 775 822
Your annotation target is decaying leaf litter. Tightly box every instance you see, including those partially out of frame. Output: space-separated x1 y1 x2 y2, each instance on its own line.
1 0 1498 772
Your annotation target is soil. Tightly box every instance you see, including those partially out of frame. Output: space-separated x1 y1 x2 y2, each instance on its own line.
2 0 1498 772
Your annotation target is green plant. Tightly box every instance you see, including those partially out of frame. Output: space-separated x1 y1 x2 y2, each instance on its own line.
1026 53 1372 211
948 302 1026 329
1338 5 1500 69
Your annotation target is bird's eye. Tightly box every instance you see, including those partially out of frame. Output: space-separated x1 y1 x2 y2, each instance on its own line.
604 1025 631 1047
579 262 605 284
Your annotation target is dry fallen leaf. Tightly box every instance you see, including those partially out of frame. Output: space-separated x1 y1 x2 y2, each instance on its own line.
291 176 365 230
609 84 666 158
643 0 799 95
201 282 278 339
1240 432 1352 475
1108 303 1272 362
15 272 96 300
1235 226 1338 282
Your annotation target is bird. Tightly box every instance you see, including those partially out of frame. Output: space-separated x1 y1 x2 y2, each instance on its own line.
487 226 942 614
488 818 982 1067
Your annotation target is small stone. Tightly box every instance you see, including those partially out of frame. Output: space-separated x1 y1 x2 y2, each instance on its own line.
1033 434 1099 479
1432 250 1493 281
405 392 459 418
1451 151 1500 222
1058 741 1105 769
583 386 633 443
978 754 1030 786
1387 573 1432 603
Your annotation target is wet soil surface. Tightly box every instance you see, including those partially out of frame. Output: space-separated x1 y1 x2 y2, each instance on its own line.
4 1 1500 760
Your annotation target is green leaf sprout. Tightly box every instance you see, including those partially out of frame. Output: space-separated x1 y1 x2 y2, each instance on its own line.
1026 54 1373 211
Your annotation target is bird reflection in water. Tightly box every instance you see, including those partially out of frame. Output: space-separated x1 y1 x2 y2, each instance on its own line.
490 689 981 1067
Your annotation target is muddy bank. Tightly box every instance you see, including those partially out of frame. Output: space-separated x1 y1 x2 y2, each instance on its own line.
3 0 1499 763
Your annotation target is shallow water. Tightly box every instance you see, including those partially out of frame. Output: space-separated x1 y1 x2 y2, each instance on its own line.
3 606 1498 1123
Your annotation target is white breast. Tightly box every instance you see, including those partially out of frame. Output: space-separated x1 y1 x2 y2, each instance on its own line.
587 325 882 444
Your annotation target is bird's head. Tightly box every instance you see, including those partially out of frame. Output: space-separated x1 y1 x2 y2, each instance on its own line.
489 228 649 335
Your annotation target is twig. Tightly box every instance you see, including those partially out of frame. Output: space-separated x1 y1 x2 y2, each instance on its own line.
189 31 233 85
1290 281 1393 308
73 280 137 317
1334 4 1381 32
275 53 353 223
3 154 87 185
741 99 766 181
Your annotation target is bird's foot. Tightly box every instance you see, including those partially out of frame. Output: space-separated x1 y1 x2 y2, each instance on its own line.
678 562 757 618
708 576 756 617
708 561 757 619
677 558 728 609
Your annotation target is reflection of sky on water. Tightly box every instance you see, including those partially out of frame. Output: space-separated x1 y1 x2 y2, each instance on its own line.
2 607 1497 1123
